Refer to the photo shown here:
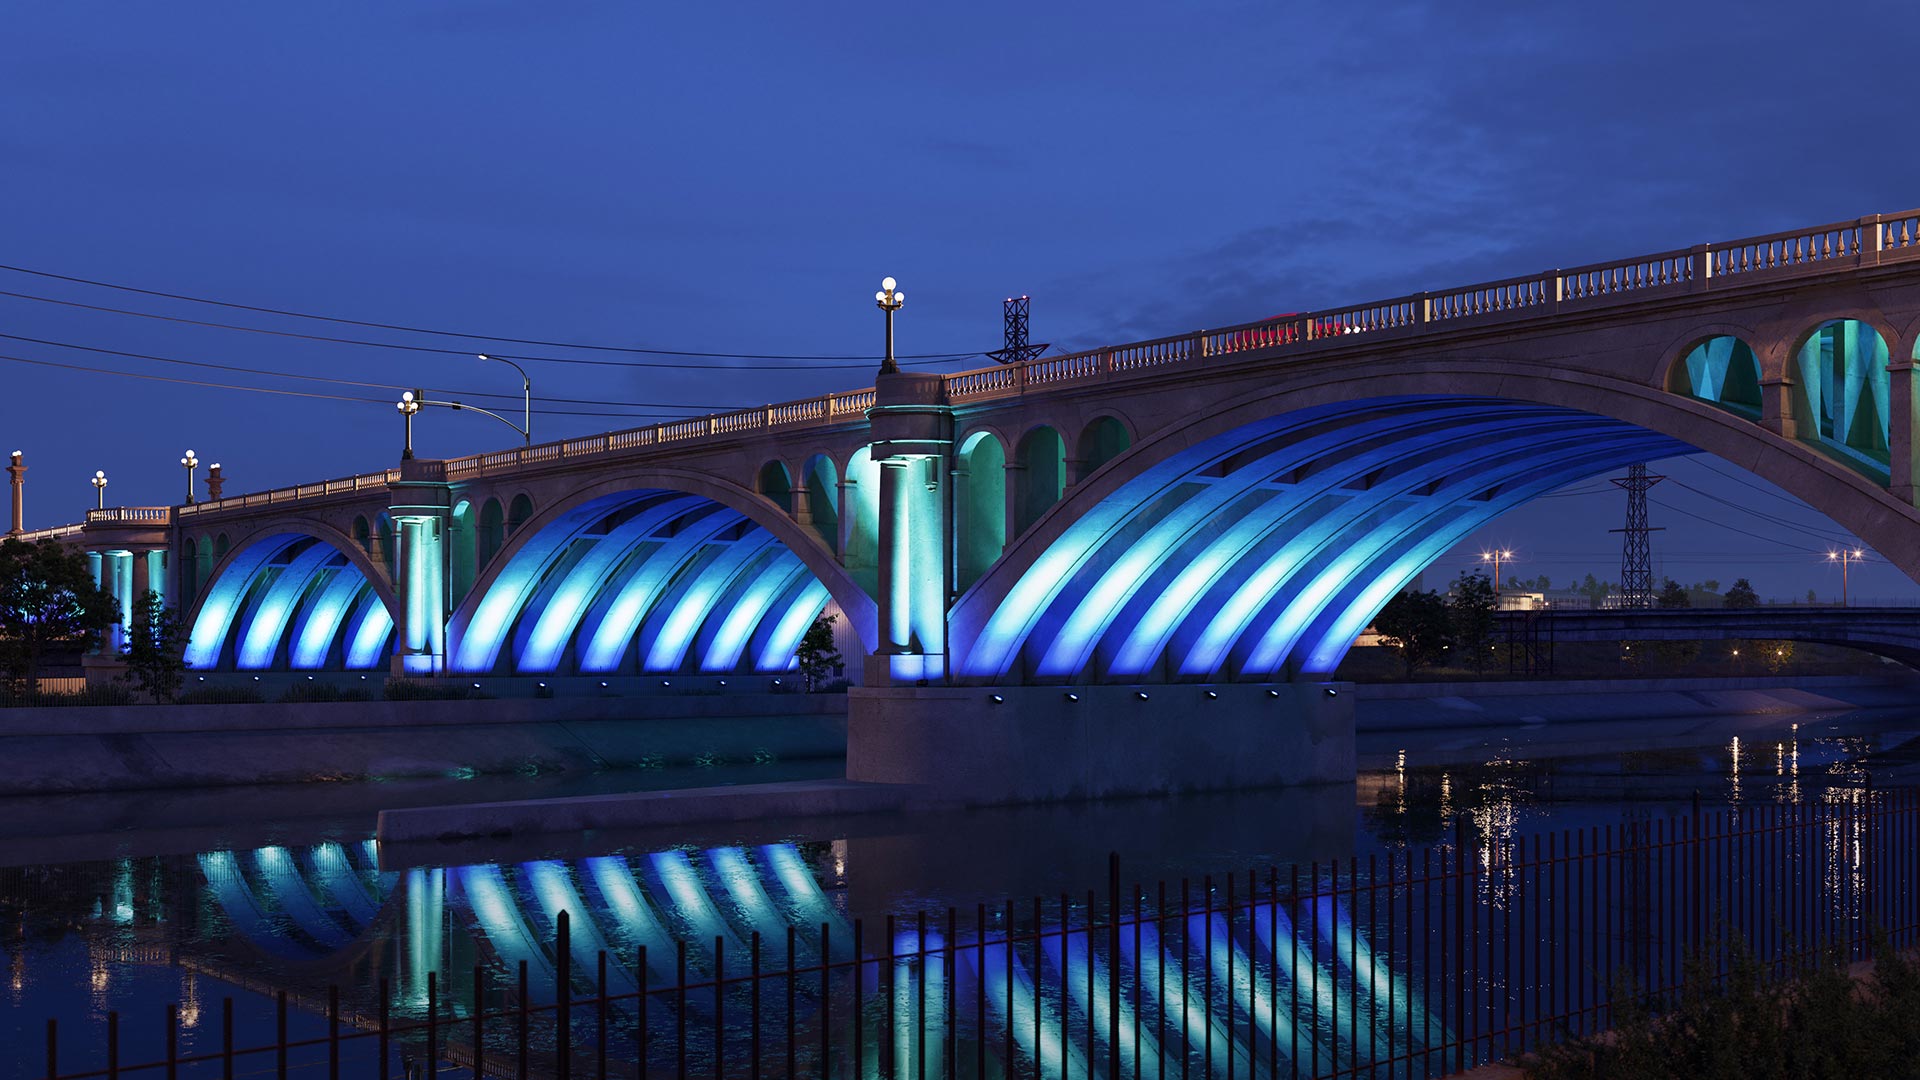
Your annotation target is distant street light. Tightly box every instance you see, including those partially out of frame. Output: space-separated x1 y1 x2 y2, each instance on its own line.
397 391 421 460
1826 548 1866 606
477 354 532 445
91 470 107 510
179 450 199 504
875 276 905 376
1480 548 1515 594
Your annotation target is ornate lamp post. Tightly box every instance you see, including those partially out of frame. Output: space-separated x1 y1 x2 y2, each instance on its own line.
179 450 199 504
875 276 905 375
397 391 421 460
476 354 532 445
91 470 108 510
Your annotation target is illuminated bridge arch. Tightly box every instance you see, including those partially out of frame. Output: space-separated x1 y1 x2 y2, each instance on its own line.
949 363 1920 685
184 522 399 672
446 469 876 676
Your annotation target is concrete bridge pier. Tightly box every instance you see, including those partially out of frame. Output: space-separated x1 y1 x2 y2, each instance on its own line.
389 460 452 675
864 371 953 685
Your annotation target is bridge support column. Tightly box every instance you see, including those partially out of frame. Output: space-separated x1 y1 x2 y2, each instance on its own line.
866 372 953 684
389 461 453 676
1891 362 1919 505
1759 376 1804 440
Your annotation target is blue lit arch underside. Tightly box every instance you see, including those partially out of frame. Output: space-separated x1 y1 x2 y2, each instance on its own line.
448 489 835 675
197 840 1437 1074
184 533 394 671
952 396 1691 684
1797 319 1893 476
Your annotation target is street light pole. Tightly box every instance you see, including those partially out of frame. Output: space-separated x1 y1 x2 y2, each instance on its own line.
179 450 199 504
477 354 532 445
1827 548 1865 606
875 277 905 375
1480 548 1514 594
91 470 107 510
397 391 421 459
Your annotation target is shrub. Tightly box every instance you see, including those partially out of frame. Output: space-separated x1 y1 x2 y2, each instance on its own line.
278 682 373 703
382 678 491 701
178 684 266 705
1527 939 1920 1080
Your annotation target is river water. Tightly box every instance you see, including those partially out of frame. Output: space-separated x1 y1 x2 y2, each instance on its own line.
2 705 1915 1077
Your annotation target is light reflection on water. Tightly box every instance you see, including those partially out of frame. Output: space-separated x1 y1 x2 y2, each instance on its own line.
1 709 1917 1075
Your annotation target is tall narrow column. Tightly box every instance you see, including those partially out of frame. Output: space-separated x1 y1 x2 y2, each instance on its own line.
108 551 133 655
878 459 923 656
6 451 23 536
836 477 859 565
1891 362 1918 506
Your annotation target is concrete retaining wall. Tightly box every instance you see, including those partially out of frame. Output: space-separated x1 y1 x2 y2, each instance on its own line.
0 694 847 795
1356 674 1915 730
845 682 1354 805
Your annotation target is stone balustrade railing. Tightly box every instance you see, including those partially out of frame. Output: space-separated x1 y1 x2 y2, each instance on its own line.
71 208 1920 523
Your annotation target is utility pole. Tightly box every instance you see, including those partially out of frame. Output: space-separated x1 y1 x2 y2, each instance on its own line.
1610 464 1665 608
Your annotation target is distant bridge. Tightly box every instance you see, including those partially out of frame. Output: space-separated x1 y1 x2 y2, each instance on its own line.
1515 606 1920 667
24 209 1920 797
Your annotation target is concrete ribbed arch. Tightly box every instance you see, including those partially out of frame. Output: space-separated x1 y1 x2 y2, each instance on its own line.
184 522 400 672
949 364 1920 684
446 469 874 676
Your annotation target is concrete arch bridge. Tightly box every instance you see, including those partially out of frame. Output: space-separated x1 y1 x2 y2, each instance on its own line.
31 209 1920 798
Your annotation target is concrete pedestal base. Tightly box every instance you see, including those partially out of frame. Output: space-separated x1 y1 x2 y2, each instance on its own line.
847 682 1353 805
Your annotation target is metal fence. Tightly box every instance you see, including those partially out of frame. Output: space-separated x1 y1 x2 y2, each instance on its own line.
36 786 1920 1079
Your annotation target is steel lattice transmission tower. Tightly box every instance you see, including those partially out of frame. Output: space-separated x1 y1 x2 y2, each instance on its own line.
986 295 1049 365
1609 463 1665 608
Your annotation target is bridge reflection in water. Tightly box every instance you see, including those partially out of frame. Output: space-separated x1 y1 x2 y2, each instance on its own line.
25 780 1912 1079
187 838 1455 1077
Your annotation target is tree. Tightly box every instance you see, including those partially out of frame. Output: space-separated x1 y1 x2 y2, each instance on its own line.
1579 574 1612 609
1449 571 1497 672
0 537 118 694
121 591 189 703
1657 578 1692 609
1723 578 1760 609
796 612 844 692
1373 589 1452 679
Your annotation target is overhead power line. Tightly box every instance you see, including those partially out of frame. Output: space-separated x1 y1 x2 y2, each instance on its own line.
0 265 981 365
0 352 704 419
0 330 732 413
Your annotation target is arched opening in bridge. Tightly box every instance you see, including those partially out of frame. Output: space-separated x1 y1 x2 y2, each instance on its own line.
1669 335 1762 417
180 538 200 610
1013 425 1066 538
840 447 881 577
478 498 504 568
799 454 839 554
1076 416 1132 480
351 515 371 555
448 500 476 607
214 533 230 561
447 487 861 677
1795 318 1891 474
956 430 1006 593
373 514 394 578
506 494 534 538
952 396 1706 685
756 461 793 511
185 533 394 671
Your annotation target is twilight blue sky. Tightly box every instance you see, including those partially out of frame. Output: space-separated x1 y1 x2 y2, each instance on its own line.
2 1 1915 599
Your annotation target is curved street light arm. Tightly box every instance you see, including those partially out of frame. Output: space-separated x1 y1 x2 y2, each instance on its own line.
417 397 531 443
